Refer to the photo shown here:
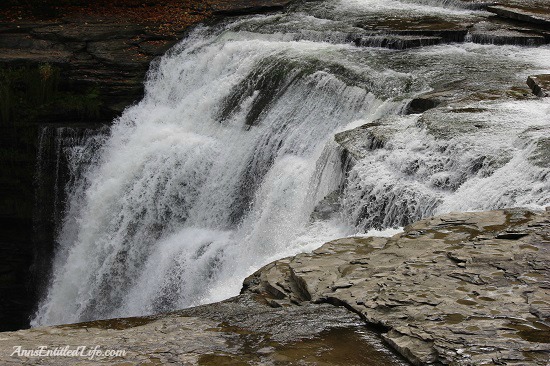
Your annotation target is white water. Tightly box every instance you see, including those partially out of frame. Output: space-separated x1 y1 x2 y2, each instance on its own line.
33 0 550 326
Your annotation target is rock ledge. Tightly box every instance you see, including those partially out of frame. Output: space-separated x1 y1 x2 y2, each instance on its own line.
244 208 550 365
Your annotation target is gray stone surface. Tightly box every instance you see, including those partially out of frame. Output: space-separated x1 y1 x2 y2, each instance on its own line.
0 296 407 365
243 208 550 365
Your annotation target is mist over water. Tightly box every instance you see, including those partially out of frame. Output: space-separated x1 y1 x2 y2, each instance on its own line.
33 0 550 326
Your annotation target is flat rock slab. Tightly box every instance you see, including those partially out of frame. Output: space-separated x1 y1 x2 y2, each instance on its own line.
487 5 550 28
356 17 472 43
244 208 550 365
0 297 407 365
469 20 547 45
212 0 292 15
527 74 550 97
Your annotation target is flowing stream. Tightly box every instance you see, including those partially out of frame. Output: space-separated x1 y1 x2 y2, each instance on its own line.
32 0 550 326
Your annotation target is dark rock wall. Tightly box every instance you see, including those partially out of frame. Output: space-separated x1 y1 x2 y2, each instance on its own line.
0 20 185 332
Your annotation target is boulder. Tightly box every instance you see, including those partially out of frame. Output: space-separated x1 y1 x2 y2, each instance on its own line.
334 119 396 161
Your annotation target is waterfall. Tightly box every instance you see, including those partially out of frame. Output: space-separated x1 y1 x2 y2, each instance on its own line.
32 1 550 326
33 126 109 303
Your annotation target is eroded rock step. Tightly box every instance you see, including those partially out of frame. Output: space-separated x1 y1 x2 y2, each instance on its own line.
353 35 442 50
469 20 547 45
527 74 550 97
211 0 293 15
349 2 550 50
487 5 550 28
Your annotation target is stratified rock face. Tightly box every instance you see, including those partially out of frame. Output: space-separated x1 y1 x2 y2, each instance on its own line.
469 20 547 46
243 208 550 365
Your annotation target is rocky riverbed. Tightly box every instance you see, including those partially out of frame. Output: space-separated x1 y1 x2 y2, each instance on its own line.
0 208 548 365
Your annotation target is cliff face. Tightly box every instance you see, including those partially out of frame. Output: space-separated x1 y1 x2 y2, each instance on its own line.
0 0 292 331
0 208 547 365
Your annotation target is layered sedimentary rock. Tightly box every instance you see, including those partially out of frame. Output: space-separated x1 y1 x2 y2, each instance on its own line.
244 208 550 365
0 295 406 365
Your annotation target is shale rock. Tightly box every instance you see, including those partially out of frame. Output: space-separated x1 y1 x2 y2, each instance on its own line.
527 74 550 97
0 296 406 365
487 5 550 28
469 20 546 45
211 0 293 15
243 208 550 365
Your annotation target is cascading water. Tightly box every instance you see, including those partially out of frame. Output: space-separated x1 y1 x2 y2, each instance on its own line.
33 126 108 300
32 0 550 326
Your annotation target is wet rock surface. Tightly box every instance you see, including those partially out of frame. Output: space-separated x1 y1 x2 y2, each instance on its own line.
527 74 550 97
469 20 547 45
487 4 550 28
243 208 550 365
335 119 397 161
0 295 408 365
346 0 550 50
211 0 293 15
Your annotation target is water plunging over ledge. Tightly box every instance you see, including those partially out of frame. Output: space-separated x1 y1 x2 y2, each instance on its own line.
32 0 550 326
